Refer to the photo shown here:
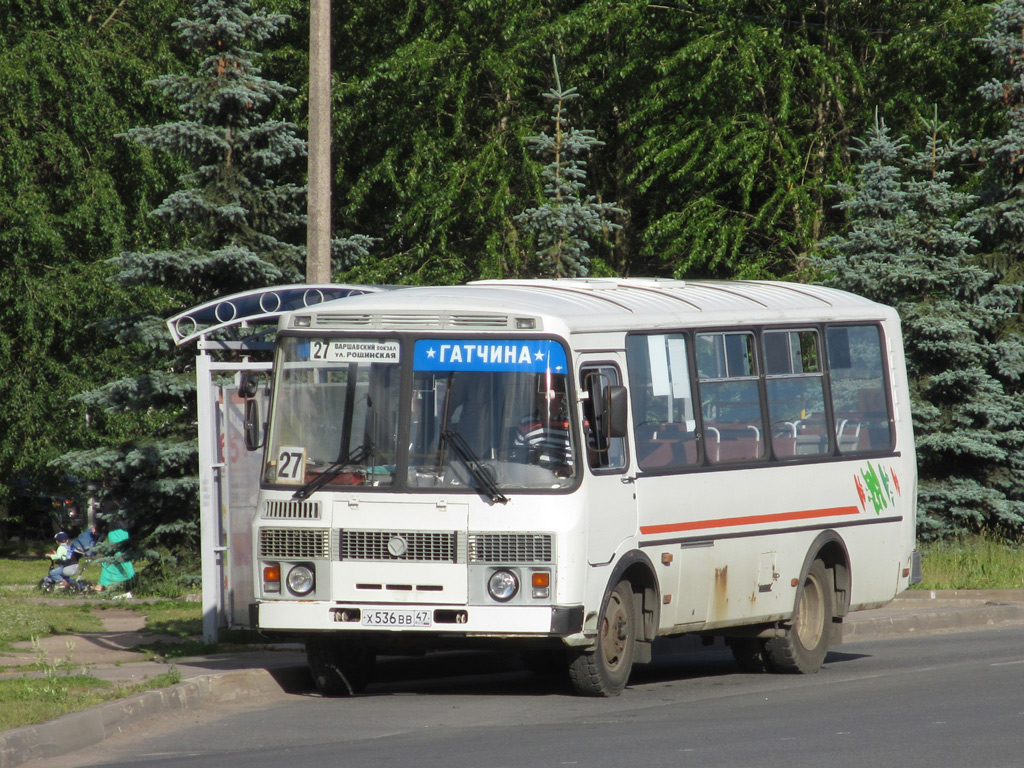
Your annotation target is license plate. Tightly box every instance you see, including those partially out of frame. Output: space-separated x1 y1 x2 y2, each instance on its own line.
361 609 432 627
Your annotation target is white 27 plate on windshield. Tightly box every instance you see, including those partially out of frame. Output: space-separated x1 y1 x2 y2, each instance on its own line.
361 609 432 627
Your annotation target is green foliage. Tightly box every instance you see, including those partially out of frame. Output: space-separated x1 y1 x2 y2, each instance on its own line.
56 1 311 568
4 0 1024 547
515 57 622 277
815 112 1024 538
623 1 988 278
329 0 540 283
118 0 308 289
0 1 183 516
968 0 1024 281
323 1 996 284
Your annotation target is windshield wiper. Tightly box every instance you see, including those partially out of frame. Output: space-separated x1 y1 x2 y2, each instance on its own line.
292 443 373 500
441 430 509 504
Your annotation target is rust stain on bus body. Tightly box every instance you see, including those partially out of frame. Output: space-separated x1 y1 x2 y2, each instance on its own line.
713 565 728 619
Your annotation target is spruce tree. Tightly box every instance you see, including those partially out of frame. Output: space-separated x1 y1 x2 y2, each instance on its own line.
969 0 1024 281
515 57 621 278
815 113 1024 539
56 0 312 574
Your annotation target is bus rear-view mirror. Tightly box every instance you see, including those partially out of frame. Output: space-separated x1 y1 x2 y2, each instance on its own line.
243 399 264 451
238 371 261 399
604 385 628 439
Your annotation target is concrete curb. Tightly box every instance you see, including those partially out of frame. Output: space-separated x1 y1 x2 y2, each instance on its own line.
0 668 293 768
842 600 1024 643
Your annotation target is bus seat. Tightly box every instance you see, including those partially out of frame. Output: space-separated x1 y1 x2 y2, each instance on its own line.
635 422 695 469
773 435 797 458
837 419 862 452
706 424 762 462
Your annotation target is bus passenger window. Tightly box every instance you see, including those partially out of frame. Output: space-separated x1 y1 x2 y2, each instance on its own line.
763 330 828 458
696 332 765 463
625 334 698 471
826 325 894 453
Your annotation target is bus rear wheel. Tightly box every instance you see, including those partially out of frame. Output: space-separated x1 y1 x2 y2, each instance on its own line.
568 580 636 696
764 558 833 674
306 635 376 696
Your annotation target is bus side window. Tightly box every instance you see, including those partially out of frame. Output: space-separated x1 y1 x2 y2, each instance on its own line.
581 366 627 471
826 325 894 453
625 334 698 471
763 329 828 458
696 332 765 464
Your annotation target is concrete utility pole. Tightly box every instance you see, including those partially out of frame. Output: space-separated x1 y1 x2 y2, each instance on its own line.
306 0 332 283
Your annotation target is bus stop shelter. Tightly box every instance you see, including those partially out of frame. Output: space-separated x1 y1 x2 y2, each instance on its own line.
167 284 382 642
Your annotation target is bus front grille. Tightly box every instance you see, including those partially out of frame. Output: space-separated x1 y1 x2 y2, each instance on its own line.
263 500 322 520
467 533 553 564
259 528 331 559
340 530 458 563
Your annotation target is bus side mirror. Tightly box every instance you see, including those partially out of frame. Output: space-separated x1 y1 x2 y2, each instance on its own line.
238 371 261 399
243 399 264 451
604 385 628 439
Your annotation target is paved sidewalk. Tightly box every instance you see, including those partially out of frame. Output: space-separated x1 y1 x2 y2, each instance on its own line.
2 590 1024 768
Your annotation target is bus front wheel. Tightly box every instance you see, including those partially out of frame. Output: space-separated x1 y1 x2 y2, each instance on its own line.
306 635 376 696
764 558 833 674
568 580 636 696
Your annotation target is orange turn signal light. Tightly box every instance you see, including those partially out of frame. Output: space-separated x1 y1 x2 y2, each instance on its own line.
531 572 550 588
264 565 281 583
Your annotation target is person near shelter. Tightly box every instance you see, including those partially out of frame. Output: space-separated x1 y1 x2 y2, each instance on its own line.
95 527 135 594
73 519 104 557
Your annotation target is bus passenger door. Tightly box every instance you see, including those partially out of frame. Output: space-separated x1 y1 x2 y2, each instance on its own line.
626 332 712 627
578 359 636 565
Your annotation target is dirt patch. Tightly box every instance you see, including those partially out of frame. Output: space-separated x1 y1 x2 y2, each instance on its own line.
0 606 183 670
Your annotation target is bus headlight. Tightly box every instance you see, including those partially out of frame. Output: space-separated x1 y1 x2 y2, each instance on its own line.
286 564 315 596
487 569 519 602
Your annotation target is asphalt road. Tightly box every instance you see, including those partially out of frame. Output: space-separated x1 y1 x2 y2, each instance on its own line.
32 626 1024 768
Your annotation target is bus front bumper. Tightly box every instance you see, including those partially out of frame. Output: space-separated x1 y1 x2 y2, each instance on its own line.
252 601 584 638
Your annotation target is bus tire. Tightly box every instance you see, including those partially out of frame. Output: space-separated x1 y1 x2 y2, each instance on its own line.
567 580 636 696
306 635 375 696
729 637 772 673
764 559 833 674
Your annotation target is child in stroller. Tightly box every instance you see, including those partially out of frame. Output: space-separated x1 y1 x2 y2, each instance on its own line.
39 531 92 594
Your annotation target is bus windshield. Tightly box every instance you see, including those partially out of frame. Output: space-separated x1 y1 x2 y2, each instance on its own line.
264 337 403 489
263 336 577 493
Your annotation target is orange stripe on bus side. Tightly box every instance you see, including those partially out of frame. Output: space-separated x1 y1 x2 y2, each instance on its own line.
639 506 861 536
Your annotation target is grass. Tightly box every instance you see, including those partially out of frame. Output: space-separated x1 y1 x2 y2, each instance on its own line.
0 554 267 732
914 535 1024 590
0 555 49 588
0 638 182 732
0 599 103 651
0 554 203 732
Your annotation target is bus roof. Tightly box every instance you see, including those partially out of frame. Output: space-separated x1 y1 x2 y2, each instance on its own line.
287 279 896 335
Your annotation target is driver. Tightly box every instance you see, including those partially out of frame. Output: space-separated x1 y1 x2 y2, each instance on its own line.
515 379 573 476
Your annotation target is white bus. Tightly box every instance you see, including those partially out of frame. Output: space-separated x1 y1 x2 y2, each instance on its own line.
242 278 919 696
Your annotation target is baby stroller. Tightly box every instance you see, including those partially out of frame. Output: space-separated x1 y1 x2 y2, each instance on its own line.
38 560 92 594
38 533 92 594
